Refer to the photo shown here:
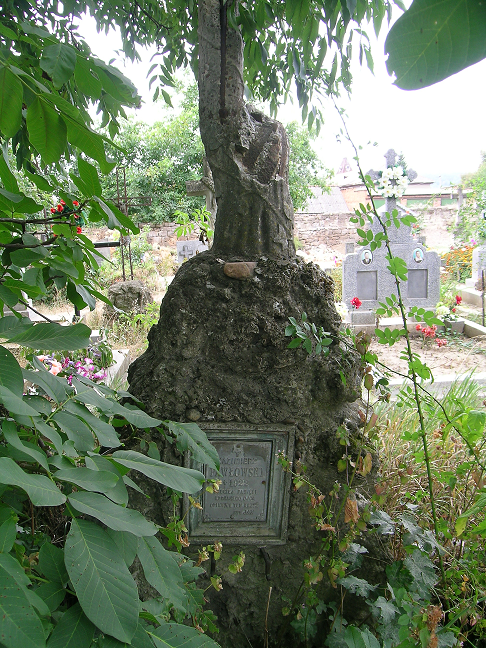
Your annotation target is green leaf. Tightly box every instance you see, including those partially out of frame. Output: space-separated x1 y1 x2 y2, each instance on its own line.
0 386 41 417
36 581 65 613
38 542 68 584
0 516 17 553
47 603 95 648
0 316 33 340
385 0 486 90
65 518 139 643
0 457 66 506
74 57 102 99
3 419 49 471
23 367 67 404
68 492 158 536
66 120 116 175
0 284 19 308
0 565 46 648
0 65 22 137
55 468 118 492
111 450 204 494
455 515 468 537
0 345 24 396
7 322 91 351
150 623 221 648
85 455 128 506
26 98 67 165
137 537 188 611
101 623 155 648
105 530 138 568
34 419 64 456
343 626 380 648
164 422 220 471
52 411 95 452
77 158 102 196
40 44 77 88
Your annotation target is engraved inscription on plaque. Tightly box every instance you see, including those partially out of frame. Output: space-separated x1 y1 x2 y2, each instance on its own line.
203 441 271 522
186 424 294 544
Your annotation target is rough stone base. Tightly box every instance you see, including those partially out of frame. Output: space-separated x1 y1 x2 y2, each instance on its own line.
128 252 380 648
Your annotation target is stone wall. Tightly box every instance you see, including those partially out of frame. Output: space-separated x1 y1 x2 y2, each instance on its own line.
294 211 356 253
87 206 458 257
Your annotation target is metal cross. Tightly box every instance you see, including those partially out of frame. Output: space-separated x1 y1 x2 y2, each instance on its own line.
367 149 417 214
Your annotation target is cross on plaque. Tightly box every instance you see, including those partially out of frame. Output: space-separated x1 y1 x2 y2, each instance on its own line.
367 148 417 214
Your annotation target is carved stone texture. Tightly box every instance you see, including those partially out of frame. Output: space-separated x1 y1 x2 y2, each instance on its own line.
198 0 295 261
127 253 369 648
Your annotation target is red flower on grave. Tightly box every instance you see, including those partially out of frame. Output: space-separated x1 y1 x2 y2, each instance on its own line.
76 226 82 234
60 199 66 205
50 207 56 214
436 338 447 347
72 200 79 206
455 295 462 305
57 204 63 212
350 297 362 309
452 307 456 313
415 324 422 330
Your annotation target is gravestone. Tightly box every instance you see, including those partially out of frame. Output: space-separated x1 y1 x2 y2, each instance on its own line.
467 245 486 290
185 158 217 227
342 150 440 324
176 240 209 264
186 423 294 544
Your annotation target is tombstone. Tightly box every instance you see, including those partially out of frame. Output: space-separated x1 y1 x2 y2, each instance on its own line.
343 150 441 325
176 240 209 264
467 245 486 290
185 158 217 227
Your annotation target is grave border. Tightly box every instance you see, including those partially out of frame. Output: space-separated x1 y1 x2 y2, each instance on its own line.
184 423 295 545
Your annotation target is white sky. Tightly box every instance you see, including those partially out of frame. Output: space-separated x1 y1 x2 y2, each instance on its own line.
78 10 486 187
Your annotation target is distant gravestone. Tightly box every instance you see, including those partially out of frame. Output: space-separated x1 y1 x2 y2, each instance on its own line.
342 150 440 324
176 240 209 264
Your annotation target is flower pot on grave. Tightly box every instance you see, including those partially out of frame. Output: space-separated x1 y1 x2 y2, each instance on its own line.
443 318 465 334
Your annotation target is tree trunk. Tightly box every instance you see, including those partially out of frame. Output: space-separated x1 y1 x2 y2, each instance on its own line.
198 0 295 261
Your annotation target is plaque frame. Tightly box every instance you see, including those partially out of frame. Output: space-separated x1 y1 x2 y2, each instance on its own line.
184 423 295 545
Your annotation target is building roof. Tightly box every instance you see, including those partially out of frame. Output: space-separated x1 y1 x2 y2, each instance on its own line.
297 186 351 214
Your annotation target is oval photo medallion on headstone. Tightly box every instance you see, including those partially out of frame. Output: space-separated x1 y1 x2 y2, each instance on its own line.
361 250 373 265
412 248 424 263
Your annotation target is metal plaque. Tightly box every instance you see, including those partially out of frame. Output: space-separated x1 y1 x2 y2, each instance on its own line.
185 423 294 545
203 440 271 523
408 269 428 298
356 270 377 300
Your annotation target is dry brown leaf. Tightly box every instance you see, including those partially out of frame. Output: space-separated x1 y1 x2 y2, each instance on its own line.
344 496 359 523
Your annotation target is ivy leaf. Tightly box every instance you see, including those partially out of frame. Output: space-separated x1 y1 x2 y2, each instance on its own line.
65 518 139 643
337 575 377 597
40 44 77 89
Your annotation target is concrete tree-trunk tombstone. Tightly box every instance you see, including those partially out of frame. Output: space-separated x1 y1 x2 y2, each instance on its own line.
128 2 368 646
